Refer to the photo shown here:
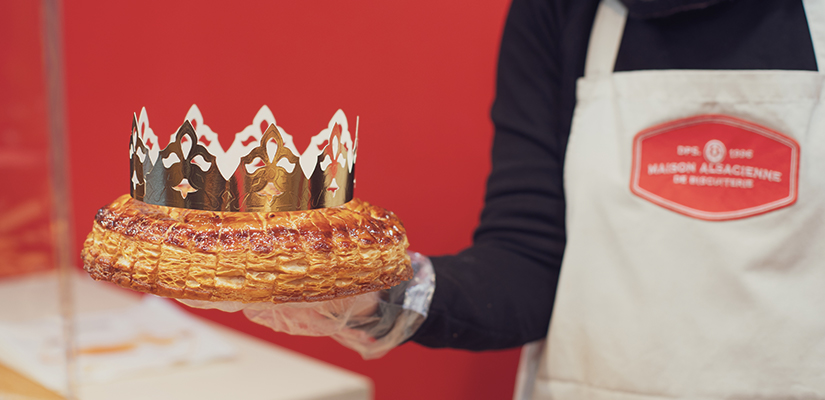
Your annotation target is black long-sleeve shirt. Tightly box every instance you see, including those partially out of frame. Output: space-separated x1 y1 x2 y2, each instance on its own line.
410 0 816 350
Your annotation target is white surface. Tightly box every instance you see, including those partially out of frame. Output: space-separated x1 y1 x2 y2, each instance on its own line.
0 296 235 392
0 272 372 400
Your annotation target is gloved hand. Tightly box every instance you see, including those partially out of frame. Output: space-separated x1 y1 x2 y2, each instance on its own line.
179 251 435 359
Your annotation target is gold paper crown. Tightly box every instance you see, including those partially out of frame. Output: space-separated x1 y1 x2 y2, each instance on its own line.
129 105 357 212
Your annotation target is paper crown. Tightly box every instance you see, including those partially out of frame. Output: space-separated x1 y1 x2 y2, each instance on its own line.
129 105 357 212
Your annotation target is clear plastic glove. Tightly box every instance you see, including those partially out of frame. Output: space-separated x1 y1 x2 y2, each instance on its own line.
179 251 435 359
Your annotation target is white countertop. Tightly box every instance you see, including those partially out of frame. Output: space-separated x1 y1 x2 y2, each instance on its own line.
0 271 372 400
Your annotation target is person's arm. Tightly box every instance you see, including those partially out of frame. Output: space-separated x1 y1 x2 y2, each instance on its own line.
410 0 589 350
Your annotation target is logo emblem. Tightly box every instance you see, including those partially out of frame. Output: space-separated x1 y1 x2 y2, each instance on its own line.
630 114 800 221
703 139 726 163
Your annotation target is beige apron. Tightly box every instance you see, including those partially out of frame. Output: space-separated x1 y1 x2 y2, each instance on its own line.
516 0 825 398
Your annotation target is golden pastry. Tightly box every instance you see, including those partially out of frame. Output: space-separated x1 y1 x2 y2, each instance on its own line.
81 194 411 303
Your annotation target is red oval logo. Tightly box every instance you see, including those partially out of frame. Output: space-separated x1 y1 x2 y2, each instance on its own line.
630 114 800 221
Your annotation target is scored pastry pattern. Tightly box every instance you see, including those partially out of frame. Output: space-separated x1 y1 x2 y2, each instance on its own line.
82 195 412 303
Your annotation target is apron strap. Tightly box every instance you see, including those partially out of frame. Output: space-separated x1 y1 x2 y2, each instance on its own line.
586 0 825 76
584 0 627 78
802 0 825 71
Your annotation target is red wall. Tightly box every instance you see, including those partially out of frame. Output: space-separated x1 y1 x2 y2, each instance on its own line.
61 1 519 399
0 1 53 277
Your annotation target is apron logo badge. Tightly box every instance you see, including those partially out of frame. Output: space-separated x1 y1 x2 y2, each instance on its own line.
703 139 726 163
630 114 800 221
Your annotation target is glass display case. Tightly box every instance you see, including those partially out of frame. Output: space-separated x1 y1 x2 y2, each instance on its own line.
0 0 77 398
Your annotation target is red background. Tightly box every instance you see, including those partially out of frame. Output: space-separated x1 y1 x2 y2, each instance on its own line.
0 1 54 277
3 0 523 399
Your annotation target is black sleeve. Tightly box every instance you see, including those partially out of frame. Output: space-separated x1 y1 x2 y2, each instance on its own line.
410 0 596 350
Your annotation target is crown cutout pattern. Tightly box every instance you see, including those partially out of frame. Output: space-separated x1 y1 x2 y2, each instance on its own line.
129 105 357 212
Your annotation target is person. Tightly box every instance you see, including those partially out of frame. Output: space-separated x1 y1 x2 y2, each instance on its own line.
185 0 825 398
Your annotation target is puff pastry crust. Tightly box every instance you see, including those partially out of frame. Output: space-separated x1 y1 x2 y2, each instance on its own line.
81 195 412 303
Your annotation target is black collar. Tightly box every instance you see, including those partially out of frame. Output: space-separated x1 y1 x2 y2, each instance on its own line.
619 0 734 19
